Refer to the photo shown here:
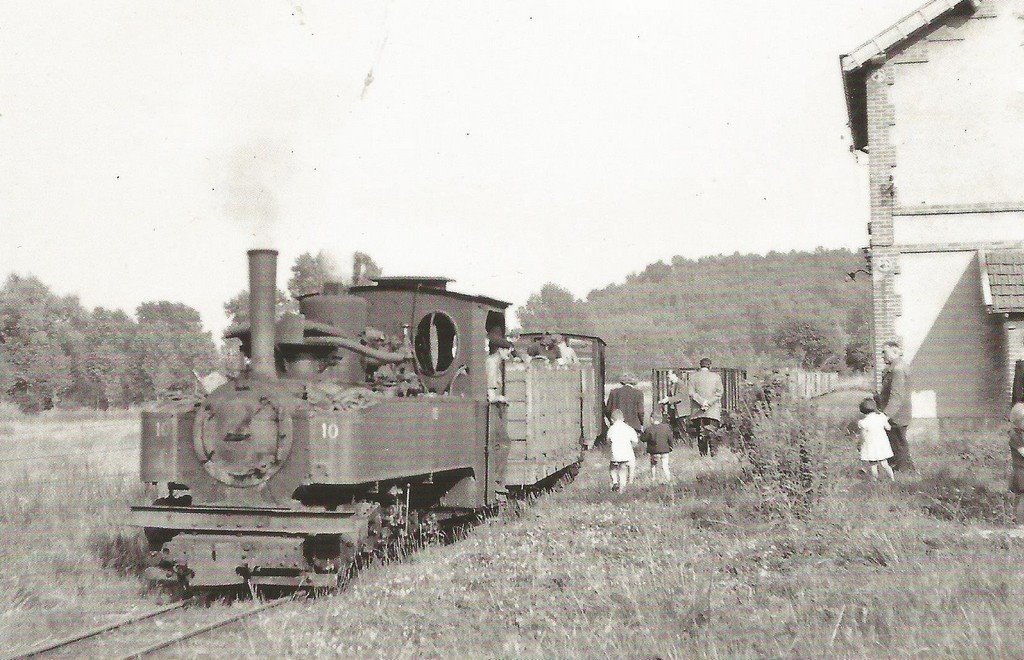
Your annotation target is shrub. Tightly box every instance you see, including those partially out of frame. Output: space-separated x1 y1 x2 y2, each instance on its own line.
726 385 831 518
86 528 150 575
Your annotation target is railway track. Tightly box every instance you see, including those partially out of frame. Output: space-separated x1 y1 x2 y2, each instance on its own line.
9 464 583 659
13 596 290 659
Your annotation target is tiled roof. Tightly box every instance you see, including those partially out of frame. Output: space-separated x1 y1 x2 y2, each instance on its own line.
980 250 1024 314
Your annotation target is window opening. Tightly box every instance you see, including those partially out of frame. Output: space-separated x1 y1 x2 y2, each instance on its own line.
414 312 458 375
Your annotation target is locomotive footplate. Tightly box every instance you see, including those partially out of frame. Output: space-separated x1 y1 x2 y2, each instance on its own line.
129 502 377 537
130 502 379 588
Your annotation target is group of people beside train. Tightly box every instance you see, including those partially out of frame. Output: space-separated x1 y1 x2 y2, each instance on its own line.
604 357 725 492
484 328 579 404
604 341 926 494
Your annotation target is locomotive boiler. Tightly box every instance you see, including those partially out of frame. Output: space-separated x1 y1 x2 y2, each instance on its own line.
129 250 605 590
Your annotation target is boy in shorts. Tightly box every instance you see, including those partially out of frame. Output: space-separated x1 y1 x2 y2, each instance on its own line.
641 411 673 482
607 409 638 492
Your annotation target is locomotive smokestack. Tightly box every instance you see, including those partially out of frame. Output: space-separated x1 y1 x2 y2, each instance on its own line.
247 249 278 378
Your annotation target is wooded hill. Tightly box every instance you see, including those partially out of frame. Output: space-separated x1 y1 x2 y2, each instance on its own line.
516 248 871 376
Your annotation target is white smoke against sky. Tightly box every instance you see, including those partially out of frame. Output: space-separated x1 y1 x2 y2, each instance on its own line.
220 140 294 249
316 250 363 285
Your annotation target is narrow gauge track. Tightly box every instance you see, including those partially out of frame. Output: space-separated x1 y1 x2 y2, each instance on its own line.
12 465 583 659
13 597 289 659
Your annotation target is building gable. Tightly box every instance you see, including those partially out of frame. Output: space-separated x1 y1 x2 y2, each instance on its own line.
841 0 981 151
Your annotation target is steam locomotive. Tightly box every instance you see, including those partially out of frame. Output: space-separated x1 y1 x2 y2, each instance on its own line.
130 250 606 590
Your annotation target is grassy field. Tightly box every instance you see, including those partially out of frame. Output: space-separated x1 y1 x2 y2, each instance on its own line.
177 390 1024 658
0 404 156 652
3 394 1023 657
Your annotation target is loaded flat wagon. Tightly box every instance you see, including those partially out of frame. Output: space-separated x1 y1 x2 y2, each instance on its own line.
515 332 606 447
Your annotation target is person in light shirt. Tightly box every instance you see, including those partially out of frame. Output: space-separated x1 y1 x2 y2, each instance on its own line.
689 358 724 457
552 334 579 366
856 397 894 481
607 409 639 492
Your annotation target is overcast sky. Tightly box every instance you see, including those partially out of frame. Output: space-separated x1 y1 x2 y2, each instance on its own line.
0 1 921 338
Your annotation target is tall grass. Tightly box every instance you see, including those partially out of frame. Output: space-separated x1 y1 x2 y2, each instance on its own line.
6 396 1024 657
0 410 152 654
165 397 1024 658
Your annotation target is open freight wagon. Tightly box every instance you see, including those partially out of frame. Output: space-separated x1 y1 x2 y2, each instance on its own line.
650 366 748 417
504 333 606 486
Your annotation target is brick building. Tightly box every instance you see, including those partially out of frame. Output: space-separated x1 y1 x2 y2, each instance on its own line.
841 0 1024 423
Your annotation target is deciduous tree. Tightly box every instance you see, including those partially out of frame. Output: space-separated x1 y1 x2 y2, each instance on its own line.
0 274 85 411
771 318 846 371
129 301 216 400
516 284 592 334
288 251 339 298
223 288 295 326
81 307 135 408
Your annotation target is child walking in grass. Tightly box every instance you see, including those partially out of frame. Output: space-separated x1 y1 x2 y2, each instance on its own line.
607 409 638 493
1008 403 1024 524
857 397 894 481
641 411 673 483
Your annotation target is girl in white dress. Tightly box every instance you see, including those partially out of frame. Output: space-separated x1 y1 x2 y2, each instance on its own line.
857 398 894 481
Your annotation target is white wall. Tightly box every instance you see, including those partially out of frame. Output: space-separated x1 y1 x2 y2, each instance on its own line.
893 250 1005 418
889 1 1024 207
893 211 1024 246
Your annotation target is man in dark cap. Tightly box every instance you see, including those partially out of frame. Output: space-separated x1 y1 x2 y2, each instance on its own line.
486 326 514 403
606 372 645 435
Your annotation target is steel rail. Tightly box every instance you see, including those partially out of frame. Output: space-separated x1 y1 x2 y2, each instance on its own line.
117 597 290 659
11 601 188 659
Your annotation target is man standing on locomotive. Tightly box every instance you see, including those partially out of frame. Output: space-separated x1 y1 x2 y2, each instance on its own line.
486 326 514 404
689 357 724 457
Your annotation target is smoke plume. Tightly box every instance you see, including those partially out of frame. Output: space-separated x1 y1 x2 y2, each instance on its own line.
221 141 291 248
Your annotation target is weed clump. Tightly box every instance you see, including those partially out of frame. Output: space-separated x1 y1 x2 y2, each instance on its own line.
725 387 831 518
87 529 149 575
906 470 1012 525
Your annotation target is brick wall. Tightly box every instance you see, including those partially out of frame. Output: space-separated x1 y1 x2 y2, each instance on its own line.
866 63 897 390
862 2 1024 417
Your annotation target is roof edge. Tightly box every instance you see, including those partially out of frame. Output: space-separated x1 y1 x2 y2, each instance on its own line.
840 0 977 73
840 0 980 151
978 250 994 311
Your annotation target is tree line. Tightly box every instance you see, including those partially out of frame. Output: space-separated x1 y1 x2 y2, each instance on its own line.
516 248 871 376
0 251 380 412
